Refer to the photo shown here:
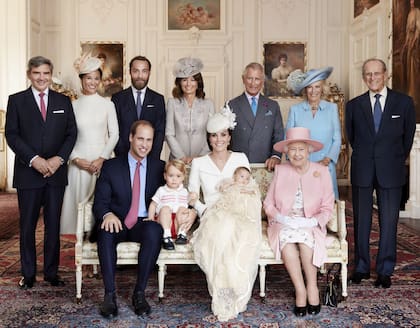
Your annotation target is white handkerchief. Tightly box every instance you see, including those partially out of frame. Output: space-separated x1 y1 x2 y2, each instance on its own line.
53 109 64 114
391 115 400 119
146 104 155 108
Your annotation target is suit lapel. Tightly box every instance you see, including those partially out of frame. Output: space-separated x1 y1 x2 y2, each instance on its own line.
360 91 375 135
378 88 396 134
25 88 46 124
239 93 256 128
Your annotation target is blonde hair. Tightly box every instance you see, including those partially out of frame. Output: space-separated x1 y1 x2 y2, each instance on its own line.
165 159 186 175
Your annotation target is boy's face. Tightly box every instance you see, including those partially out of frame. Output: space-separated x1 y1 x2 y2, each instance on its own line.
164 165 185 189
234 169 251 186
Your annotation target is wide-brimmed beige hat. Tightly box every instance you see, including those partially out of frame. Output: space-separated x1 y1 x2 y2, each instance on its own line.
273 127 323 153
173 57 203 78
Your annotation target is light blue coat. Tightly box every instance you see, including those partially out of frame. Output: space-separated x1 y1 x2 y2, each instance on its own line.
286 99 341 199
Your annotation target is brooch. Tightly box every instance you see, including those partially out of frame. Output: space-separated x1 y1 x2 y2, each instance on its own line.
313 171 320 178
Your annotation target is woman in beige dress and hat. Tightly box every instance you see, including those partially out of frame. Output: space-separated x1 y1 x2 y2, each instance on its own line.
166 57 215 164
264 127 334 317
189 104 262 322
60 57 119 234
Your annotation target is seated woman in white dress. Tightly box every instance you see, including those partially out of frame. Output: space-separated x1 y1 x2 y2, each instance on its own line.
264 127 334 317
189 105 262 322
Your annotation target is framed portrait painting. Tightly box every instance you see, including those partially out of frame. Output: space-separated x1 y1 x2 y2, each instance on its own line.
80 42 125 98
354 0 379 18
167 0 221 30
263 42 306 98
392 0 420 122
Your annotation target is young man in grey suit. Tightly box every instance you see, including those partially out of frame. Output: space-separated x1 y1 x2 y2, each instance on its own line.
346 58 416 288
228 62 284 171
5 56 77 289
112 55 166 159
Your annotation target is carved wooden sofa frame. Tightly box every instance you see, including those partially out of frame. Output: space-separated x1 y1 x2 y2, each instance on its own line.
75 164 348 303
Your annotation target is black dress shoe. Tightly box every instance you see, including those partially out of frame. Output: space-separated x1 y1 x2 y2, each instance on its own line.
307 304 321 315
18 277 34 290
175 234 188 245
293 305 307 317
374 274 391 288
100 292 118 318
132 291 151 315
349 272 370 284
44 275 65 286
162 237 175 250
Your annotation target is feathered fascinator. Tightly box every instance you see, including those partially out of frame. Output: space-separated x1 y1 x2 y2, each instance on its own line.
73 52 102 75
173 57 204 78
206 101 237 133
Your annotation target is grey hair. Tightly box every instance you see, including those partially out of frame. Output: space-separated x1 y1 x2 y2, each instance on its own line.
284 142 313 153
362 58 387 75
242 62 264 78
27 56 54 74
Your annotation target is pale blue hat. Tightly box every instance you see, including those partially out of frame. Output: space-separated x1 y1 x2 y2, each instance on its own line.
287 66 333 96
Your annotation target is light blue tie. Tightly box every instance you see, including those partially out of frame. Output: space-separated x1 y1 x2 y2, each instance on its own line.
373 94 382 133
136 90 142 119
251 97 257 116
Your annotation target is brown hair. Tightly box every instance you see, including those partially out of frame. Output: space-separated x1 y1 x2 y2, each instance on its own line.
129 55 152 71
172 72 205 99
129 120 154 136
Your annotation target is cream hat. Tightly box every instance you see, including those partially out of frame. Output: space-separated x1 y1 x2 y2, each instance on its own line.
273 127 323 153
173 57 203 78
74 55 102 75
206 102 237 133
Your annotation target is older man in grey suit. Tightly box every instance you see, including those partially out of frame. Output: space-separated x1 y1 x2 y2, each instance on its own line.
229 62 284 170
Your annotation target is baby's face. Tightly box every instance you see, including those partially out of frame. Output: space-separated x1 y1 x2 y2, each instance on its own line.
164 165 184 189
234 170 251 185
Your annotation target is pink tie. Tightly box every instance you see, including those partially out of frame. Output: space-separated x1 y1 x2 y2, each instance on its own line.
39 92 47 121
124 161 141 229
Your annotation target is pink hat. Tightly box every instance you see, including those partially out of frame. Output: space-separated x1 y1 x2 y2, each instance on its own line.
273 127 323 153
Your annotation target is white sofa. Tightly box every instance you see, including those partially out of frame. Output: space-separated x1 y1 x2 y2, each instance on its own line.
75 164 348 303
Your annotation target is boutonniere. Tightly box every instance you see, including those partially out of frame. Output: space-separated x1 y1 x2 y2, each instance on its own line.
313 171 320 178
262 101 268 108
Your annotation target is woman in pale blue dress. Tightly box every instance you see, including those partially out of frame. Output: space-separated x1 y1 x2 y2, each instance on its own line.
286 67 341 199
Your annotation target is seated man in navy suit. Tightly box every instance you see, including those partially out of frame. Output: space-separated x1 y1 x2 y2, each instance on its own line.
92 120 165 318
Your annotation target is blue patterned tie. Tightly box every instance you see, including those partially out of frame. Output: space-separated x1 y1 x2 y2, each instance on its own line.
136 90 142 119
373 94 382 133
251 97 257 116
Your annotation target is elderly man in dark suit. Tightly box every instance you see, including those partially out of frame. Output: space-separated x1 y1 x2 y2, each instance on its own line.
112 55 165 159
93 120 165 318
228 62 284 171
346 58 416 288
5 56 77 289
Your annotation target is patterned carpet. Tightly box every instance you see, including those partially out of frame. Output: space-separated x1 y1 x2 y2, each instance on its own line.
0 193 419 327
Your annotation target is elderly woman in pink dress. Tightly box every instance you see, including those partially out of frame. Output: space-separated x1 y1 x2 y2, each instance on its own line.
264 127 334 317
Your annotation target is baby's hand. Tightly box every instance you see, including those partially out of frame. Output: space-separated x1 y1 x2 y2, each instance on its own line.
188 192 198 205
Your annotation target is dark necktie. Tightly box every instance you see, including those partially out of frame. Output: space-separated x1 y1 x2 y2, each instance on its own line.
373 94 382 133
39 92 47 121
136 91 142 119
124 161 140 229
251 97 257 116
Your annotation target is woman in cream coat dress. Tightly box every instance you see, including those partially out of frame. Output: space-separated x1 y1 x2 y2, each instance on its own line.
189 106 261 322
60 57 119 234
166 57 214 164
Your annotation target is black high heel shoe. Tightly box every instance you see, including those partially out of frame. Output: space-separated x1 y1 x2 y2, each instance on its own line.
307 304 321 315
293 305 307 317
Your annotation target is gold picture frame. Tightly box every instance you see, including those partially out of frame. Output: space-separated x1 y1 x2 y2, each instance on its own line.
80 41 125 98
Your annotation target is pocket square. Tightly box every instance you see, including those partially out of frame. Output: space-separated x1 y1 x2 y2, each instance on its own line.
146 104 155 108
265 110 273 116
52 109 64 114
391 115 400 119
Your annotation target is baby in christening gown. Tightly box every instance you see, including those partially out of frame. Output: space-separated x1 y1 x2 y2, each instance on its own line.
191 166 262 322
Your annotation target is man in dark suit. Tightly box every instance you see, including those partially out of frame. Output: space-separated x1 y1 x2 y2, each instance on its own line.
5 56 77 289
229 62 284 170
346 58 416 288
93 120 165 318
112 55 165 159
